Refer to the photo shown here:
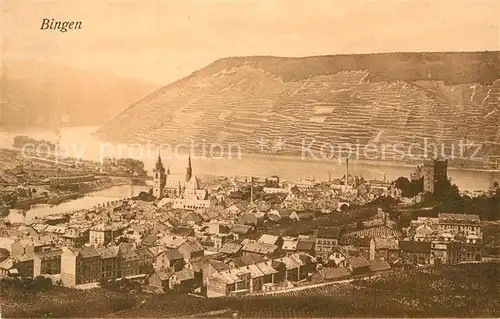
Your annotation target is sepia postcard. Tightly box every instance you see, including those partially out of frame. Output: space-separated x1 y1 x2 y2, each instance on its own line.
1 0 500 317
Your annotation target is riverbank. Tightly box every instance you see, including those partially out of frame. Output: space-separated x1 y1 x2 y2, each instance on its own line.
8 177 129 210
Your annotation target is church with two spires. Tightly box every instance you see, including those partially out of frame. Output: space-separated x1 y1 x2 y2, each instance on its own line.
152 153 210 209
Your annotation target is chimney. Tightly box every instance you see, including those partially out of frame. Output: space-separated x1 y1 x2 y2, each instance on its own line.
250 177 254 203
345 158 349 186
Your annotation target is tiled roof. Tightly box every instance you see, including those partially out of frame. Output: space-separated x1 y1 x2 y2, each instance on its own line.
230 224 253 234
220 242 243 254
369 260 391 272
232 254 264 267
347 256 370 268
317 227 341 239
258 234 280 245
256 261 278 275
156 269 174 281
180 239 204 253
164 249 184 260
158 235 187 248
316 267 351 280
174 269 195 282
296 239 315 251
242 241 278 255
97 246 120 259
79 247 100 258
239 264 264 279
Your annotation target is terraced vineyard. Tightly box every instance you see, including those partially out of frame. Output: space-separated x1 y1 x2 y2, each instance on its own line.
95 53 500 166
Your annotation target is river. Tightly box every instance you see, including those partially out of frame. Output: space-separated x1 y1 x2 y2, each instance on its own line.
2 126 499 193
6 184 150 224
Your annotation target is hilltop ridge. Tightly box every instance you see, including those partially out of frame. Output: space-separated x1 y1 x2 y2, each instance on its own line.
95 52 500 165
1 61 157 128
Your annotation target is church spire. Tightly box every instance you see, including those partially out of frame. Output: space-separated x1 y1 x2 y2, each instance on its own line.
155 148 164 172
186 155 192 182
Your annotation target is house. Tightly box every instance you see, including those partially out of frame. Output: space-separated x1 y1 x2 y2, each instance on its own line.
282 237 298 253
62 228 86 248
369 260 391 274
180 211 203 226
15 255 34 277
141 234 159 247
155 249 185 271
33 249 62 276
255 260 278 286
239 212 262 226
0 258 18 278
341 236 371 260
437 213 481 235
170 227 195 237
345 256 371 275
208 222 230 235
157 235 187 249
119 248 143 278
148 268 174 292
200 259 231 284
170 269 196 292
241 241 279 259
400 241 432 265
229 224 253 236
430 241 461 265
296 238 315 255
89 223 123 246
178 238 205 262
257 234 284 248
229 254 264 268
311 267 351 282
240 264 265 293
219 241 243 257
369 238 400 263
61 246 101 287
136 247 155 273
315 227 341 261
96 246 121 280
206 270 243 298
327 246 349 267
11 235 58 258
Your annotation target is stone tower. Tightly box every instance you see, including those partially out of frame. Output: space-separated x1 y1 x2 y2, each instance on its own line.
422 159 448 194
153 151 166 198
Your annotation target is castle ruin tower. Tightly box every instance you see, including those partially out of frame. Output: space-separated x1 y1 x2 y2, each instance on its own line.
153 150 166 199
422 158 448 194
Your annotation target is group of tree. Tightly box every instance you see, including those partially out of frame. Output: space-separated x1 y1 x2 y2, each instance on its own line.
113 158 147 176
0 276 55 293
394 175 500 221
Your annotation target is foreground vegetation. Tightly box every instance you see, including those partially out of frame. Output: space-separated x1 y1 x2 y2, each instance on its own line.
2 263 499 318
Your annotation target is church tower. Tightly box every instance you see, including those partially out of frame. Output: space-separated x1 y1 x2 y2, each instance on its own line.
153 151 166 199
186 155 192 182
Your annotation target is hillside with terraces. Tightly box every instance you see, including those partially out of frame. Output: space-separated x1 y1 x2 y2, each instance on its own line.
95 53 500 167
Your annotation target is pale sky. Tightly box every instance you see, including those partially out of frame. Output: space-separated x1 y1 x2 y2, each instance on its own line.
2 0 500 84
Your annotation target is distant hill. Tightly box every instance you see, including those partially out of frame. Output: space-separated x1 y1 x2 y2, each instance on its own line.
1 61 157 128
95 52 500 166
